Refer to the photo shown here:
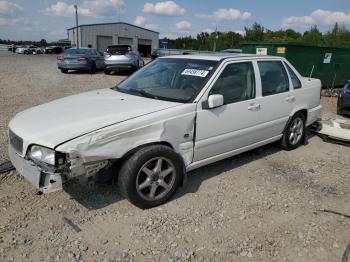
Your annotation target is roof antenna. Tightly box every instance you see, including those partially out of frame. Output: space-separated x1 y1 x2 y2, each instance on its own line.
309 65 314 79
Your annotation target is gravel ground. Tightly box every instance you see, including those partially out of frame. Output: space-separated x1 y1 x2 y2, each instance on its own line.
0 51 349 262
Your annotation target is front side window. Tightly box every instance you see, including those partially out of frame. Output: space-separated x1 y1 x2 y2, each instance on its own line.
258 61 289 96
116 58 218 102
284 62 302 89
209 62 256 105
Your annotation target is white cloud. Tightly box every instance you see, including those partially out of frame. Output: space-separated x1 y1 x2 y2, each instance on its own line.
44 0 125 18
143 1 185 16
196 8 251 21
283 9 350 28
133 15 159 31
176 20 191 30
45 1 93 17
82 0 124 12
0 0 22 15
134 15 145 26
160 33 177 39
235 30 246 36
311 9 350 25
144 23 159 30
282 16 314 28
201 28 214 34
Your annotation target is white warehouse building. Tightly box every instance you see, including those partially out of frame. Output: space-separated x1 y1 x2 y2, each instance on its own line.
67 22 159 56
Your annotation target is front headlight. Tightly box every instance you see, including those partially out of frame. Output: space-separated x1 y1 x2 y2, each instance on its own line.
29 145 55 165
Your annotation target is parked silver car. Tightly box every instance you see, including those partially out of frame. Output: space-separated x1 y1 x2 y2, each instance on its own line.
57 48 105 74
104 45 144 74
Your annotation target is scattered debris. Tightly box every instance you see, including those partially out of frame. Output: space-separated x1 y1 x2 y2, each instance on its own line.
63 217 82 233
317 209 350 220
0 160 15 174
321 88 342 97
342 243 350 262
309 119 350 146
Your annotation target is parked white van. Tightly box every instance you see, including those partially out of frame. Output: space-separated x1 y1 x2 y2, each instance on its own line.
8 54 322 208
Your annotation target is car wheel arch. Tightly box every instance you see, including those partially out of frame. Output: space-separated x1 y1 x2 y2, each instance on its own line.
289 108 308 124
118 141 187 186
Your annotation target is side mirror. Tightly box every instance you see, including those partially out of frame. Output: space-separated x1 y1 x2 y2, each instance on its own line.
207 94 224 109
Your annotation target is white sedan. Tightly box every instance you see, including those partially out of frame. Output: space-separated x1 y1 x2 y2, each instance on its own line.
8 54 322 208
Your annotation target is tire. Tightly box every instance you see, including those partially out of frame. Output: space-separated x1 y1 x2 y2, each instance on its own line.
60 68 68 74
89 62 96 74
279 112 306 150
118 145 183 209
104 69 111 75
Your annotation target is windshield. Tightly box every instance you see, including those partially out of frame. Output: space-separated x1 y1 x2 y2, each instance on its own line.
116 58 218 102
107 45 131 55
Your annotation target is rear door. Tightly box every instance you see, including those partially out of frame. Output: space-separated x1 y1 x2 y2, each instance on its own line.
253 59 293 138
194 61 262 161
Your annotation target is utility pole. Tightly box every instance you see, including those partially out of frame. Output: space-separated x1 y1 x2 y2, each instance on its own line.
74 4 79 48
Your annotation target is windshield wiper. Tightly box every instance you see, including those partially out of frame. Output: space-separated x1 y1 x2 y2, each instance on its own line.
128 88 157 99
114 86 157 99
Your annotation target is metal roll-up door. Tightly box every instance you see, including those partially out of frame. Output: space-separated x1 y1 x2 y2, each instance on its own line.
118 37 133 45
96 36 113 52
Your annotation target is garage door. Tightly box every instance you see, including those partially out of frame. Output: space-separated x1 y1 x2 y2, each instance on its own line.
96 36 113 52
118 37 133 45
138 38 152 45
138 38 152 57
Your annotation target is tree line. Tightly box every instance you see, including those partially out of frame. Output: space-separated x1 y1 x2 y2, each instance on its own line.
0 39 49 46
164 22 350 50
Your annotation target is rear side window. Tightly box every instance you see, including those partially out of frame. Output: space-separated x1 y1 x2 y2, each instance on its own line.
64 49 89 55
258 61 289 96
284 62 302 89
209 62 256 105
107 45 131 55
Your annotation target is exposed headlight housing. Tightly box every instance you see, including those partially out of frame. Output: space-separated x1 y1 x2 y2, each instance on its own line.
29 145 55 166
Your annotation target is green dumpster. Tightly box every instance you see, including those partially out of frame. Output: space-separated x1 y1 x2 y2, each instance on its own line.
240 41 350 88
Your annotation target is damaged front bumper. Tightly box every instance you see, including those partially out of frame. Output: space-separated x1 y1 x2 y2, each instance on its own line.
8 144 109 193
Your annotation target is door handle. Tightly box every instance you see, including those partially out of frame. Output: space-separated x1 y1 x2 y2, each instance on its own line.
248 103 261 111
285 95 296 102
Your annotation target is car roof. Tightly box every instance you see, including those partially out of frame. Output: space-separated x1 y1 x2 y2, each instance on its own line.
159 53 282 61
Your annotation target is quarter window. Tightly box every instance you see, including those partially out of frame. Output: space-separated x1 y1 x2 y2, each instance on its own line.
258 61 289 96
209 62 256 105
284 62 302 89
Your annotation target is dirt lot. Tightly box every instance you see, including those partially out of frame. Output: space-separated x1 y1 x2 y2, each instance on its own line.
0 51 349 262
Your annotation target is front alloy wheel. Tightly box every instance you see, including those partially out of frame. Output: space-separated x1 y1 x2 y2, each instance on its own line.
136 157 176 201
118 145 183 209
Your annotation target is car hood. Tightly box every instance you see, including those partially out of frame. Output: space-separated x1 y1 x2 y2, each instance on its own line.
9 88 181 149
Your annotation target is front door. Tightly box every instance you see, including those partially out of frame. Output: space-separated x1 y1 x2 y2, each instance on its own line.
194 61 262 161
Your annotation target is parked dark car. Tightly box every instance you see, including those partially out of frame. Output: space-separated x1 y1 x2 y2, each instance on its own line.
45 46 63 54
337 80 350 116
57 47 105 74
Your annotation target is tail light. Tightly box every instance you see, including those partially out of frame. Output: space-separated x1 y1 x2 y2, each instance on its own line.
126 51 136 56
77 56 88 61
57 55 64 61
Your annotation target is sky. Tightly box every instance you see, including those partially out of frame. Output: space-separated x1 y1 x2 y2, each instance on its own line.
0 0 349 41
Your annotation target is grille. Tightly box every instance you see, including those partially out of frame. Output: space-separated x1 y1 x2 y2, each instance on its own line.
9 129 23 154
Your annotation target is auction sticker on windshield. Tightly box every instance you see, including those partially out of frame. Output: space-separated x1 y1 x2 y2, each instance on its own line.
181 69 209 77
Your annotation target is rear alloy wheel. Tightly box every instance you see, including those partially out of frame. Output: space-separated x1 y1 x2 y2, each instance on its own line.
279 112 306 150
118 145 183 209
60 68 68 74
